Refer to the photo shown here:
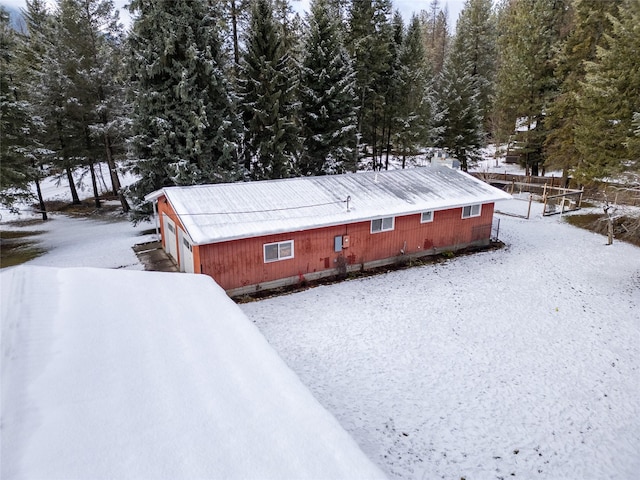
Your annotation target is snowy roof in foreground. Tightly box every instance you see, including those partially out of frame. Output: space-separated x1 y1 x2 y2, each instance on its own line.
1 266 386 480
146 166 512 245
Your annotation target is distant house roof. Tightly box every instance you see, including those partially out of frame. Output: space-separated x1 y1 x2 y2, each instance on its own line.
1 266 386 480
146 166 511 246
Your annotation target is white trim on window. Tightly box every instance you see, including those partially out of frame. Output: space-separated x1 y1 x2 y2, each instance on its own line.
420 211 434 223
263 240 294 263
371 216 395 233
462 204 482 219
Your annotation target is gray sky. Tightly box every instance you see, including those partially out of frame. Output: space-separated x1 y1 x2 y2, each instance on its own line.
292 0 467 26
3 0 468 30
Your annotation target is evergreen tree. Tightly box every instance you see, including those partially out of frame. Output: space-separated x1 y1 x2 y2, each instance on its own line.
420 0 450 76
435 38 484 172
238 0 299 180
222 0 252 67
393 14 436 168
378 9 403 170
28 0 83 204
494 0 570 176
13 0 52 219
573 0 639 182
45 0 130 210
544 0 619 184
0 6 34 211
347 0 394 169
299 0 357 175
71 0 131 211
127 0 241 211
454 0 497 134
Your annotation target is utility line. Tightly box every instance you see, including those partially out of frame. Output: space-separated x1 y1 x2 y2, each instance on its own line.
171 198 350 216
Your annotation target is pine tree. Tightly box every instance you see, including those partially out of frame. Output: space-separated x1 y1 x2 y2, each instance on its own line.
223 0 252 68
0 6 34 211
435 37 484 172
29 0 83 204
378 9 403 170
420 0 450 76
544 0 619 184
238 0 300 180
454 0 497 135
573 0 639 183
68 0 131 211
347 0 394 169
13 0 52 219
393 14 436 168
299 0 357 175
127 0 241 212
494 0 570 176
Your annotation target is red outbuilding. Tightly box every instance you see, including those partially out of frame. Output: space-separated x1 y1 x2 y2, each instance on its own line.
145 166 511 296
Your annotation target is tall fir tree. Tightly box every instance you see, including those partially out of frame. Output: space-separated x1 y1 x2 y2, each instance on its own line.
544 0 619 184
347 0 394 169
573 0 639 183
0 6 34 211
72 0 131 211
299 0 357 175
393 14 437 168
238 0 300 180
29 0 84 204
494 0 570 176
222 0 252 68
454 0 497 135
47 0 129 210
420 0 450 76
127 0 241 212
435 36 484 172
13 0 52 218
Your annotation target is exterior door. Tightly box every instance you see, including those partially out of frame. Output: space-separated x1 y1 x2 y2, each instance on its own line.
162 214 178 262
178 229 194 274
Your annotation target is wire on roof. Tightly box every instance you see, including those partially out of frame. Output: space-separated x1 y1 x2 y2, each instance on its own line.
171 197 351 216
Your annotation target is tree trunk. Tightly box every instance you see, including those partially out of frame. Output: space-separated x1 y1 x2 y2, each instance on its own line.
34 176 48 221
384 118 392 170
372 106 379 170
103 131 130 212
231 0 240 66
66 165 81 204
89 162 101 208
460 152 468 172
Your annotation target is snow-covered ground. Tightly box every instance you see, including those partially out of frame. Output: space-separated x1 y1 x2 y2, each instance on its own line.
241 199 640 480
1 266 385 479
2 173 639 479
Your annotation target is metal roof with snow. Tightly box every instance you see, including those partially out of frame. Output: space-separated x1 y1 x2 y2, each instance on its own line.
145 166 511 246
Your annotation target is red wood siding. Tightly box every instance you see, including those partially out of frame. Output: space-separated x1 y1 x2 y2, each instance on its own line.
197 204 495 291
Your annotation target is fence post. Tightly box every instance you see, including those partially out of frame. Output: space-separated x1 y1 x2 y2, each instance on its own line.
527 194 533 219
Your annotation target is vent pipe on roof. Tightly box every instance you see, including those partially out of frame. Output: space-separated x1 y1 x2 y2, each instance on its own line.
346 195 351 212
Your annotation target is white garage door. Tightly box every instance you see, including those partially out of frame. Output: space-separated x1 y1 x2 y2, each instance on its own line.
162 214 178 262
178 229 194 274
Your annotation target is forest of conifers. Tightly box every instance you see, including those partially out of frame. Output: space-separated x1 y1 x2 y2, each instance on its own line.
1 0 639 216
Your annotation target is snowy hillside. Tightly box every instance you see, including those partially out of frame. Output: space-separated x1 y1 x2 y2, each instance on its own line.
0 266 385 479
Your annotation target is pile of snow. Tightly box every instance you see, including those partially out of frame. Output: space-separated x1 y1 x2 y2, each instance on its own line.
1 266 385 479
241 199 640 479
